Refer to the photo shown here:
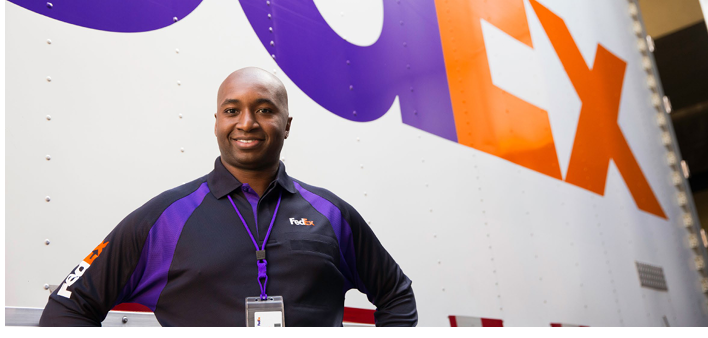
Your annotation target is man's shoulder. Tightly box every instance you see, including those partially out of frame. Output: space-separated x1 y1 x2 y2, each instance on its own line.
159 175 210 200
290 177 359 219
127 175 210 225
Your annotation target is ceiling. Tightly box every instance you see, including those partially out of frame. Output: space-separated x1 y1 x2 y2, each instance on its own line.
638 0 705 38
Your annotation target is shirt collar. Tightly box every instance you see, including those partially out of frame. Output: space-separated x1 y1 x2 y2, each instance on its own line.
207 157 296 199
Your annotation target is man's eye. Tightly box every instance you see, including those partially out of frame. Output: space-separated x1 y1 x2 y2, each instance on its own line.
225 108 237 114
257 108 273 114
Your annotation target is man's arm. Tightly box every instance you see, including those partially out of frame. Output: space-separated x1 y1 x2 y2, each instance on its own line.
344 206 418 326
39 179 210 326
39 204 155 326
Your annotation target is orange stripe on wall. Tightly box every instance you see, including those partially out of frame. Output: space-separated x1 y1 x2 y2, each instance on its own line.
434 0 562 179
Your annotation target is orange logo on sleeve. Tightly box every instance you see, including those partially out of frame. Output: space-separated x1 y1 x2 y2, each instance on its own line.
58 240 109 298
83 240 109 265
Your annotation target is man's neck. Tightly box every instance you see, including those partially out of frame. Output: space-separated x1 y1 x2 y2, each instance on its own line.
223 160 279 197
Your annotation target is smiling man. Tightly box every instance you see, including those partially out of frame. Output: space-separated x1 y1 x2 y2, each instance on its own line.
215 68 292 196
39 67 417 327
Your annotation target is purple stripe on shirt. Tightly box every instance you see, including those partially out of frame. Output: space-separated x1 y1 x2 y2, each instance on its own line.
292 181 364 294
117 182 210 311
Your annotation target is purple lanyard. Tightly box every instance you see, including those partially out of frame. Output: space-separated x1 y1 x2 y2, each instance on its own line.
227 191 282 300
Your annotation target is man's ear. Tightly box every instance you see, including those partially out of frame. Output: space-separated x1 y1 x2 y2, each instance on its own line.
284 117 293 139
214 113 217 136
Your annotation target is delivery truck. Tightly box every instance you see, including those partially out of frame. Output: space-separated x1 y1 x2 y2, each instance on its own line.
5 0 708 326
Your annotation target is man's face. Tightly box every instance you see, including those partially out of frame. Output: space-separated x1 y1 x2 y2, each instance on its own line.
215 71 291 173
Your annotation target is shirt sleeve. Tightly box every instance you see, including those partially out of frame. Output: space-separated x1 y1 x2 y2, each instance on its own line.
39 206 154 326
343 206 418 327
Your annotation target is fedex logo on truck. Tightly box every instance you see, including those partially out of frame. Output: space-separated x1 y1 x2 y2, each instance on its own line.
240 0 666 219
12 0 666 219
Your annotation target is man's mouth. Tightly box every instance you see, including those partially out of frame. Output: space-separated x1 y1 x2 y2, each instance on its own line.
232 138 263 148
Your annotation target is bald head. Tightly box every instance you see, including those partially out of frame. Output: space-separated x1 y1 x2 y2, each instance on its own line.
217 67 288 114
213 67 293 176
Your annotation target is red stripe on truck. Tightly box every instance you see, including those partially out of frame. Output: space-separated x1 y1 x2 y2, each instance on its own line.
343 307 376 324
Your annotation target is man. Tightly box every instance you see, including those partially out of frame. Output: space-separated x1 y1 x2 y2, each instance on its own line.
39 67 417 326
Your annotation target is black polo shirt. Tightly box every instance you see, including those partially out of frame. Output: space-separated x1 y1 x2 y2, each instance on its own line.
39 157 417 326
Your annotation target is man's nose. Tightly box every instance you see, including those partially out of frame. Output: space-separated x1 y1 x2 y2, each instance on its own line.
237 110 258 131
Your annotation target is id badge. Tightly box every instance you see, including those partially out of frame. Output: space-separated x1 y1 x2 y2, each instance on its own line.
245 296 285 327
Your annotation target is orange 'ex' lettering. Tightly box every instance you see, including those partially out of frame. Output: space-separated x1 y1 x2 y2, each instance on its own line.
84 240 109 265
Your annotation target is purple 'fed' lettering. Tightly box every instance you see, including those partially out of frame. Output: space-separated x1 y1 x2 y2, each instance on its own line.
239 0 458 142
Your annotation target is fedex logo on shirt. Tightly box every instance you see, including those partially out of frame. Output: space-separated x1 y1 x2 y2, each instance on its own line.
290 218 315 226
57 240 109 298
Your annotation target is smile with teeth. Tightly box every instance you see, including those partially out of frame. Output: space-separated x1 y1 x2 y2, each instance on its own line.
233 138 262 148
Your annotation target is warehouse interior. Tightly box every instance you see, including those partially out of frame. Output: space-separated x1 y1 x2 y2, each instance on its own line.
638 0 708 245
